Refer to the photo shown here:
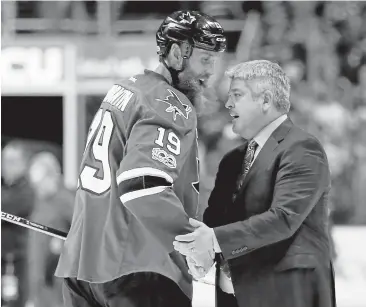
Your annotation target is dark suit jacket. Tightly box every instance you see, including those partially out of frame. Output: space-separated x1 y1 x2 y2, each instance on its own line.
204 118 336 307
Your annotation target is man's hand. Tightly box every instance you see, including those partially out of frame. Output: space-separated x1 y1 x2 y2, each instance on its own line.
173 218 215 279
186 256 211 280
173 218 215 257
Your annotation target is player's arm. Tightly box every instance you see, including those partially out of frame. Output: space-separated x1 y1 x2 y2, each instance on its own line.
116 101 196 252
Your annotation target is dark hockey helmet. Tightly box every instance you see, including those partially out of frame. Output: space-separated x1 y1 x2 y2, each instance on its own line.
156 10 227 59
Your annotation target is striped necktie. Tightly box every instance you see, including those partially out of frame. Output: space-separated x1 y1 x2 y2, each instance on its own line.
232 139 258 201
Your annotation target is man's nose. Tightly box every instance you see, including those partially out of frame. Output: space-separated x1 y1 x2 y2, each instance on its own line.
225 98 233 109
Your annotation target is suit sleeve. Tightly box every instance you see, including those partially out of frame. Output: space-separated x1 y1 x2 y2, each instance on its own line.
203 153 232 228
116 100 195 253
214 138 331 261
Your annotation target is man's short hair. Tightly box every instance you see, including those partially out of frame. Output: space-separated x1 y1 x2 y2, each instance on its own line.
225 60 291 113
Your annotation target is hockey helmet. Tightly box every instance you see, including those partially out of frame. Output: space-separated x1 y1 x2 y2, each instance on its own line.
156 10 227 58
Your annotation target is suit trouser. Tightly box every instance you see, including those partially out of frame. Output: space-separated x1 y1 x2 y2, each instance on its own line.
217 287 239 307
216 268 336 307
62 272 192 307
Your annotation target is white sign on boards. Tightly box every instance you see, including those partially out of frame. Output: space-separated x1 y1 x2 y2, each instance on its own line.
1 46 64 86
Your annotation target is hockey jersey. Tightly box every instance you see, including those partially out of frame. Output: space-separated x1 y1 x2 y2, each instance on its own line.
55 70 199 299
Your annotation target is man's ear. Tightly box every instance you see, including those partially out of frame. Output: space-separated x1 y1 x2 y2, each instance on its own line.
261 90 273 112
166 43 183 70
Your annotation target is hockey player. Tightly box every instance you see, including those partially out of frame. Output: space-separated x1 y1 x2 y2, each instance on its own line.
55 10 226 307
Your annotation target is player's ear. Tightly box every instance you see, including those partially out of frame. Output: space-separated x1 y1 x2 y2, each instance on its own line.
167 43 183 70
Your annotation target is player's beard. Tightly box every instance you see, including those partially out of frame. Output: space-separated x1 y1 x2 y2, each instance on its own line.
176 69 206 116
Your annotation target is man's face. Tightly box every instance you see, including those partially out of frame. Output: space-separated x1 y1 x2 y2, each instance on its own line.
1 146 27 185
226 78 263 139
29 158 60 199
176 48 220 102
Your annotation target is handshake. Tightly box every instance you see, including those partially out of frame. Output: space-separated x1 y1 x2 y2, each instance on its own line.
173 218 216 280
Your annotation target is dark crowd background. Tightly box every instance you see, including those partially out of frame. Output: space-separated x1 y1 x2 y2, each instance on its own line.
1 2 366 307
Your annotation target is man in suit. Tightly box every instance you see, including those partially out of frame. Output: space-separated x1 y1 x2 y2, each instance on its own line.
174 60 336 307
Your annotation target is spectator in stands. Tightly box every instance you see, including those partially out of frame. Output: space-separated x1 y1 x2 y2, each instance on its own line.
1 141 35 307
27 152 74 307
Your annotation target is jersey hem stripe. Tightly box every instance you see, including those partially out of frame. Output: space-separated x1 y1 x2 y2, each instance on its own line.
117 167 173 185
120 186 168 203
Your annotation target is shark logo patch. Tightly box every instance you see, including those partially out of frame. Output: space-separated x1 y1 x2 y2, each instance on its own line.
156 89 192 121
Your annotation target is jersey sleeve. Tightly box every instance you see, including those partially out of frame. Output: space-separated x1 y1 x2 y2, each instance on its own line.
116 93 196 253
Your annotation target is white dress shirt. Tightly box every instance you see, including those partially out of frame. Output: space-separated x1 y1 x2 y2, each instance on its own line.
212 114 288 294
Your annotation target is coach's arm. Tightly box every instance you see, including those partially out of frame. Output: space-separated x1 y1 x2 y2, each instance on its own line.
213 138 331 261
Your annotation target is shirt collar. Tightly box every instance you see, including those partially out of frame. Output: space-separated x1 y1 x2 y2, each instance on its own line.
253 114 288 148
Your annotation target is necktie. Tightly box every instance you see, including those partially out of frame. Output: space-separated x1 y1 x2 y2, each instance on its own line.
221 140 258 279
232 139 258 202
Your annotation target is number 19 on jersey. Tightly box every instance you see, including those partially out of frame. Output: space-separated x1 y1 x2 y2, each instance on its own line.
79 109 114 194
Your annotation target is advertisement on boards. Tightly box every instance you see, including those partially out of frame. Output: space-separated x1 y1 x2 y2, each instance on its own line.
76 35 159 81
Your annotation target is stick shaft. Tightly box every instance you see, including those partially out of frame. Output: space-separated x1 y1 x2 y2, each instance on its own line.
1 211 67 240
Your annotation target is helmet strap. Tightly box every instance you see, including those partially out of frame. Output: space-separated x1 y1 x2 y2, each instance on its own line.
161 59 179 86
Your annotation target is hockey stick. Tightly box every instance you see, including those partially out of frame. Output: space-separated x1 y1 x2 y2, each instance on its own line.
1 211 67 240
1 211 218 285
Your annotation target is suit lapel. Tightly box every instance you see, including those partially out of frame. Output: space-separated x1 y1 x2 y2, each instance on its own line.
235 118 294 196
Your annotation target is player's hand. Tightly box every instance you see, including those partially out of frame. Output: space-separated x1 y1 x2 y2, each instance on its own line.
190 248 215 267
188 249 214 277
187 255 212 280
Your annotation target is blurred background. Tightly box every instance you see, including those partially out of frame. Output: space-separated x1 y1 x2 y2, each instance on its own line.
1 1 366 307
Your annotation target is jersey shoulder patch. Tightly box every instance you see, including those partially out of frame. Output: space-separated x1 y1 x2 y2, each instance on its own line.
155 88 192 121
